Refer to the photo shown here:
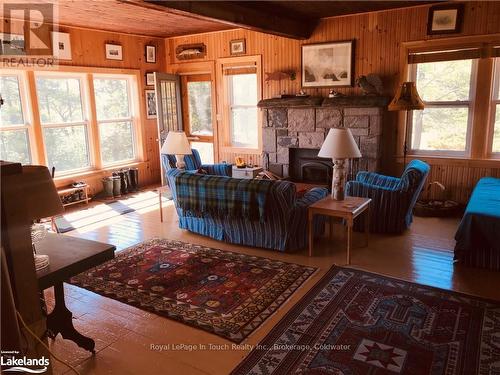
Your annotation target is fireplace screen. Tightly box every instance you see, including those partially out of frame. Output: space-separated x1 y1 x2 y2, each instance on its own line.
289 148 332 184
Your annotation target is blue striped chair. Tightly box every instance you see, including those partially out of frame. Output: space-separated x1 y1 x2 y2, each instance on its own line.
161 149 232 177
346 160 430 233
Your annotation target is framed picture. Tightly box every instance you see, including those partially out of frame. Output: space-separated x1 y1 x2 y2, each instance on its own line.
301 40 354 88
0 33 25 55
145 89 157 119
105 43 122 60
145 45 156 63
145 72 155 86
230 39 246 55
427 4 464 35
51 31 72 60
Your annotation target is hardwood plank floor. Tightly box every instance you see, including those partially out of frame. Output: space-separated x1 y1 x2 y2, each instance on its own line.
45 190 500 374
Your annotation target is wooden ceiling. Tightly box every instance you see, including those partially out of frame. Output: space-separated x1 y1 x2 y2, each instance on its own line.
0 0 438 39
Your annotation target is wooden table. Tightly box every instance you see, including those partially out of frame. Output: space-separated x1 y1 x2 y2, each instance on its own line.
158 185 171 222
36 233 115 353
308 196 371 264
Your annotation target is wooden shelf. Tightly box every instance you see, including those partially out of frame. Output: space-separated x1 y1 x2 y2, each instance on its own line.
57 184 90 207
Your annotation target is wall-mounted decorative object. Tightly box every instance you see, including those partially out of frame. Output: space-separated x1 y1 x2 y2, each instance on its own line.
175 43 206 61
51 31 72 60
427 4 464 35
145 72 155 86
301 40 354 88
356 74 384 95
105 43 122 60
0 33 25 55
145 89 157 119
264 71 296 82
145 45 156 63
230 39 246 55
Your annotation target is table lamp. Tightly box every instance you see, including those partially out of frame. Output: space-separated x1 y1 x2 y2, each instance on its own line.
318 128 362 200
388 81 425 166
160 131 192 169
21 166 64 270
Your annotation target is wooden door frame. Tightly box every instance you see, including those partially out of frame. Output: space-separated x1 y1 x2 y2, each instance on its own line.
167 61 219 162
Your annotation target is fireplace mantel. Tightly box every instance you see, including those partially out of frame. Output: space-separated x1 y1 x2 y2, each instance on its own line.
258 96 390 109
260 95 389 178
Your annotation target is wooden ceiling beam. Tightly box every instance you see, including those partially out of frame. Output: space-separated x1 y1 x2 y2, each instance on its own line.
143 1 318 39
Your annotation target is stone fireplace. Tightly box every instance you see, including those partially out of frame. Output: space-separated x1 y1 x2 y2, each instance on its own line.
259 96 389 181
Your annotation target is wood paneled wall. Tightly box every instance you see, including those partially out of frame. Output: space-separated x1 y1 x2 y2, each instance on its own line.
165 2 500 203
1 20 166 193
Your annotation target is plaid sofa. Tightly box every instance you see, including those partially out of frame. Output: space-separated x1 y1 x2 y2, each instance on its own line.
161 149 232 178
346 160 430 233
166 168 328 251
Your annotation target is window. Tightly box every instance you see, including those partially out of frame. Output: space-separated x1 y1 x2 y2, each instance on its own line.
409 59 475 155
0 74 32 164
93 76 136 165
36 74 91 173
492 59 500 153
227 73 258 149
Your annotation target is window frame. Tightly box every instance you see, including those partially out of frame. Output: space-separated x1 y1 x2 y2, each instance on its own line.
0 71 35 164
92 73 138 167
407 59 477 158
489 58 500 157
34 71 94 175
227 73 259 149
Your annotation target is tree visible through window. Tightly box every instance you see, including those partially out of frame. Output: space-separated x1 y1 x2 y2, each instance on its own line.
410 59 474 154
228 73 258 149
0 75 31 164
36 75 90 172
93 77 135 165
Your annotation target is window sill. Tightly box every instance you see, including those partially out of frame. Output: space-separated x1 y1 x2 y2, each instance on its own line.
397 155 500 168
54 160 146 185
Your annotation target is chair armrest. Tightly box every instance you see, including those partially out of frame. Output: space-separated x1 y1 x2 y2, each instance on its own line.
346 180 400 196
202 163 232 177
356 171 401 189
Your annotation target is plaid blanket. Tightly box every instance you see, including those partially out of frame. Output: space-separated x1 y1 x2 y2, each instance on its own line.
174 172 273 221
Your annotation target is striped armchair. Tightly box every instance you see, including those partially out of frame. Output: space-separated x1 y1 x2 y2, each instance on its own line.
346 160 430 233
161 149 232 177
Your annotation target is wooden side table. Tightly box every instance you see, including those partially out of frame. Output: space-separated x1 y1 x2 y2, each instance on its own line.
308 196 371 264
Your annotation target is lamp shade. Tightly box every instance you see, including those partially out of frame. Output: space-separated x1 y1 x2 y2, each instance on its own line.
160 131 191 155
21 166 64 220
318 128 362 159
388 81 425 111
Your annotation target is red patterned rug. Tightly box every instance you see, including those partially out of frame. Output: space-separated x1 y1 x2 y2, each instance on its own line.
232 266 500 374
70 238 316 343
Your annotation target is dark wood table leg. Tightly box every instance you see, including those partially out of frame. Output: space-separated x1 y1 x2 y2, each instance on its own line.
46 282 95 354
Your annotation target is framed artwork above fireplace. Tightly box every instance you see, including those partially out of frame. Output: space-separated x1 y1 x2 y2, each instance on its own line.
301 40 355 88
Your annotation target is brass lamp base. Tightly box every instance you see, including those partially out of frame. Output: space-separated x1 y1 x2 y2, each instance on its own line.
331 159 346 200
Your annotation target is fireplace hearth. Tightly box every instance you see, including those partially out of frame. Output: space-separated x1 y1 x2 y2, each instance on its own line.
289 148 332 184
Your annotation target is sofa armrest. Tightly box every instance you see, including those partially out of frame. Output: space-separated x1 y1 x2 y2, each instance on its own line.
294 187 329 208
356 171 401 188
202 163 232 177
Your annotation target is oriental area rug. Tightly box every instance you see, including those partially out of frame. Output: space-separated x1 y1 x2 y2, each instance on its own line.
70 238 316 343
232 266 500 375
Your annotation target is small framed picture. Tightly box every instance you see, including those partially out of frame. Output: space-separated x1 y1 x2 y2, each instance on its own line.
145 89 157 119
51 31 71 60
230 39 246 56
145 72 155 86
145 45 156 63
427 4 464 35
105 43 122 60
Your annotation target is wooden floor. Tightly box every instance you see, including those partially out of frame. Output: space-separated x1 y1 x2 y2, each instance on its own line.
45 190 500 374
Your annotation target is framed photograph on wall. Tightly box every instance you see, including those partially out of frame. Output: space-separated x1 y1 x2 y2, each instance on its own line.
301 40 354 88
427 4 464 35
105 43 122 60
145 89 157 119
145 72 155 86
51 31 72 60
230 39 246 55
145 45 156 63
